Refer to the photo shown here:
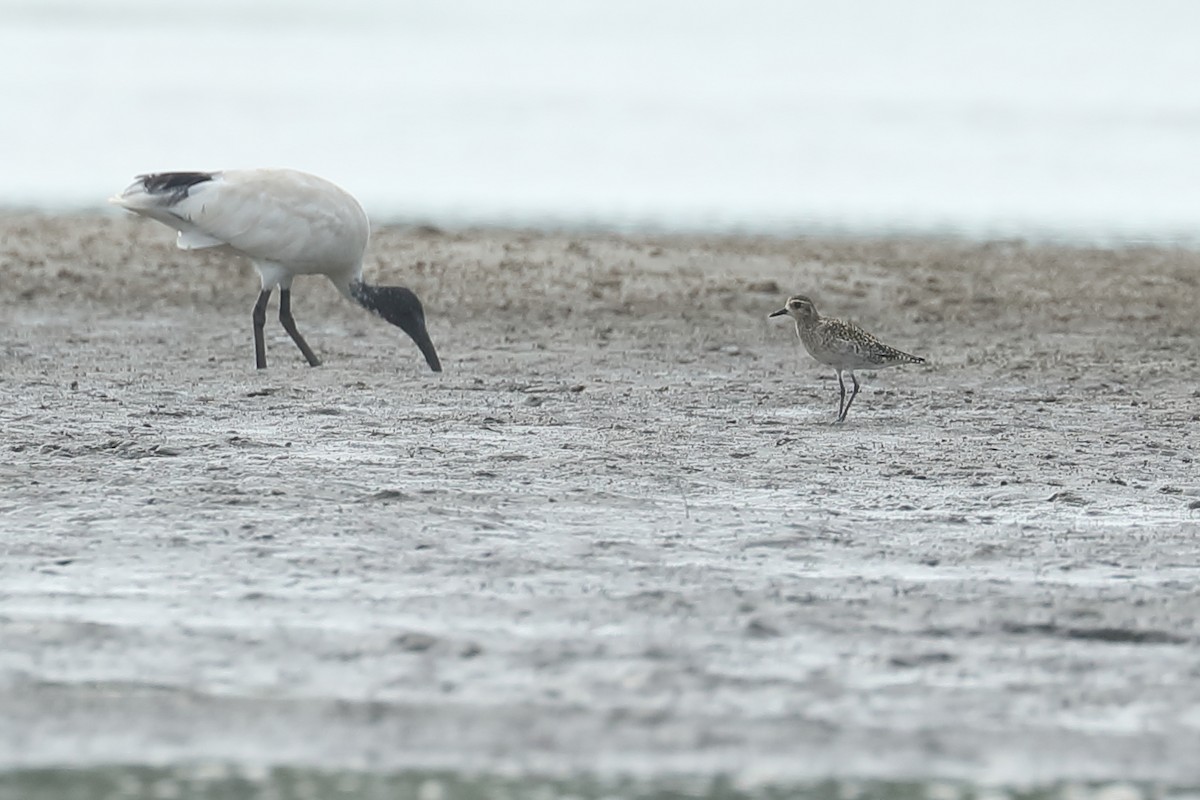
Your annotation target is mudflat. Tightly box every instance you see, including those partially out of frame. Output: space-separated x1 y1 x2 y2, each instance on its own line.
1 214 1198 786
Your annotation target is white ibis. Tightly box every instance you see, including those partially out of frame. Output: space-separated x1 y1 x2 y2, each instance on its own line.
109 168 442 372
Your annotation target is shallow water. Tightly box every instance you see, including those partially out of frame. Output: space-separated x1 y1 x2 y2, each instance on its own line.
2 0 1200 241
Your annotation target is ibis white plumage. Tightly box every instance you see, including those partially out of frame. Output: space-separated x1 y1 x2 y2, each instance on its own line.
109 168 442 372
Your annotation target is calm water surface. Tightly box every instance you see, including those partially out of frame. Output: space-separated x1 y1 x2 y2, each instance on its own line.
2 0 1199 241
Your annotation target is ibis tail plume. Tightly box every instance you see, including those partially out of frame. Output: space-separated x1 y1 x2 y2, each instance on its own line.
110 168 442 372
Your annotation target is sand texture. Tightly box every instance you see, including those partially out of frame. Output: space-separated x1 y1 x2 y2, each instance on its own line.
1 214 1199 785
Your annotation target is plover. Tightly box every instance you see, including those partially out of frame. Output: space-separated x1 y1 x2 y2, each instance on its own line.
769 294 924 422
111 169 441 372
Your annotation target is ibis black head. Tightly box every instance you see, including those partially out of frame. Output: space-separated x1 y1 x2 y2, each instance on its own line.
351 282 442 372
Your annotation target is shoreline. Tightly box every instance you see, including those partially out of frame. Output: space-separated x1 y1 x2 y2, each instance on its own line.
5 207 1200 251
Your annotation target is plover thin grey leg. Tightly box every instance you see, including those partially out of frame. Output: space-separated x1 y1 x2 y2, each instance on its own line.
836 369 847 423
841 371 861 422
252 289 271 369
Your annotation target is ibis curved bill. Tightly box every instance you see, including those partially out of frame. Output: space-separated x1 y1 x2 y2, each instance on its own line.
110 168 442 372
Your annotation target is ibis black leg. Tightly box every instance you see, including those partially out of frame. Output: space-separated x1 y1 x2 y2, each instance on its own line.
278 289 321 367
835 370 847 423
252 289 271 369
841 372 860 422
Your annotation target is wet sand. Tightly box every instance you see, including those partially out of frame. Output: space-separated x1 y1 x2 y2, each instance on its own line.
1 213 1199 788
